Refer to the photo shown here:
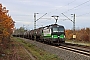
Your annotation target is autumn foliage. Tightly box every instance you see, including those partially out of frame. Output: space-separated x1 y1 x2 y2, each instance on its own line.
0 4 15 45
65 28 90 42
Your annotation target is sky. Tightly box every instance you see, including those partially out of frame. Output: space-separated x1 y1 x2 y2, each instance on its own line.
1 0 90 30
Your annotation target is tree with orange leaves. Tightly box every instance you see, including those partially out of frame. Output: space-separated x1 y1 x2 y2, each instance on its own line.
65 28 90 42
0 3 15 44
65 29 73 40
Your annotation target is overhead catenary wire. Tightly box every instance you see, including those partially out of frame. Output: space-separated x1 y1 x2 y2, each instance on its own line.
77 12 90 17
46 0 77 15
67 0 77 5
75 3 90 17
40 0 77 23
62 0 90 13
35 0 90 26
46 0 90 18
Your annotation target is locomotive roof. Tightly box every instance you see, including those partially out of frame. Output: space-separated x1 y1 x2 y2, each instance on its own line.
34 24 64 30
45 24 63 27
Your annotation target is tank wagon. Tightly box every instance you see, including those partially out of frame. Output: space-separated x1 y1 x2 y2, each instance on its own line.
23 24 65 45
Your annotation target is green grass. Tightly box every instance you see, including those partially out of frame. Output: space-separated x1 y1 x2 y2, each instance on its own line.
15 37 62 60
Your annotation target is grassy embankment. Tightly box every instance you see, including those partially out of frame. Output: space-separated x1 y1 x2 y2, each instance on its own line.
15 37 62 60
0 37 62 60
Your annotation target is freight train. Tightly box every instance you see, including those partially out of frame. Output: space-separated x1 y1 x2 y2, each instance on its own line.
13 24 65 45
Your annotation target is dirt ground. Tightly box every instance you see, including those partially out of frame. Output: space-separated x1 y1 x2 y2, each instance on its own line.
0 38 35 60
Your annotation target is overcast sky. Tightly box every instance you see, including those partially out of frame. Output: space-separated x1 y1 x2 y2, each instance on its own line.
1 0 90 30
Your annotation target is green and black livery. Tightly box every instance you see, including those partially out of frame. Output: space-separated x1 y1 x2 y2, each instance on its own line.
43 24 65 44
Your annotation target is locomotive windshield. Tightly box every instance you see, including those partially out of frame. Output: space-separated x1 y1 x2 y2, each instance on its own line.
53 28 58 32
58 28 64 32
53 27 64 32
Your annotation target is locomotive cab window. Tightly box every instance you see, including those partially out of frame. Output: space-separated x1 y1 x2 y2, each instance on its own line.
52 27 64 32
53 28 58 32
58 27 64 32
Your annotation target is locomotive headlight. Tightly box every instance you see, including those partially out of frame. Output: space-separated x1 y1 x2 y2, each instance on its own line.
64 35 65 38
58 36 60 38
52 35 53 38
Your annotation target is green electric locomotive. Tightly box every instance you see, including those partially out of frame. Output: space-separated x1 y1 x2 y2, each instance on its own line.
42 24 65 45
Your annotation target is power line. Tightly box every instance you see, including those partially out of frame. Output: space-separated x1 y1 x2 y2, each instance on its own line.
63 0 90 13
46 0 90 18
77 12 90 17
46 0 77 15
67 0 77 5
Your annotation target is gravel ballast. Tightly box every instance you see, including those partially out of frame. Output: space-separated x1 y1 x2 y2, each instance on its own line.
21 38 90 60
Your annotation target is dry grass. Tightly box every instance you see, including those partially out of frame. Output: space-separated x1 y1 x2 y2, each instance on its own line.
0 37 31 60
0 37 61 60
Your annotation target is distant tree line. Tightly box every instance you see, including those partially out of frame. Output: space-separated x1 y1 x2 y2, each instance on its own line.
65 28 90 42
13 27 27 36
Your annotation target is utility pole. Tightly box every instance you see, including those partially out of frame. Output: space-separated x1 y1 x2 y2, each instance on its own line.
62 13 76 41
71 14 76 40
34 13 39 30
34 13 47 40
34 13 47 30
51 16 59 24
34 13 39 41
71 14 75 34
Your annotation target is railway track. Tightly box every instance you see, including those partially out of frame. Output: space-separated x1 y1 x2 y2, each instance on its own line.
59 43 90 57
20 38 90 60
29 38 90 57
36 38 90 57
